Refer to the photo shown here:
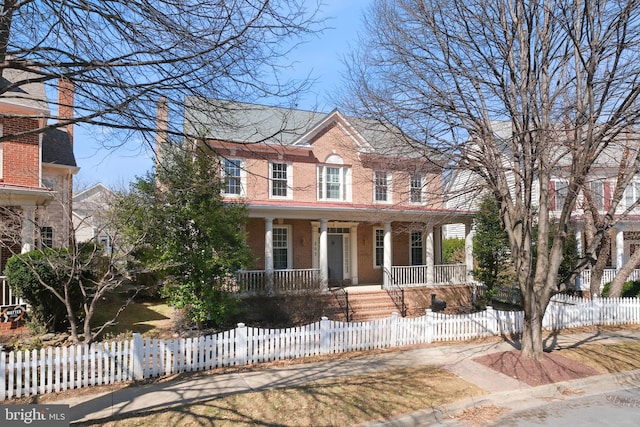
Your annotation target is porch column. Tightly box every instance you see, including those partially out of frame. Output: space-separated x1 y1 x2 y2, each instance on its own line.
319 218 328 291
350 225 359 285
21 206 36 253
433 226 442 265
575 226 584 290
383 222 392 288
465 222 474 283
616 228 625 270
264 217 274 293
426 226 434 285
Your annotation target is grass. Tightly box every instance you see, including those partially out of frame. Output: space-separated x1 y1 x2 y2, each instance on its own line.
91 295 174 339
76 365 484 427
559 341 640 373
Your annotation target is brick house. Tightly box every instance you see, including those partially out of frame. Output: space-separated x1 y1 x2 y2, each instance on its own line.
0 68 78 303
183 99 475 298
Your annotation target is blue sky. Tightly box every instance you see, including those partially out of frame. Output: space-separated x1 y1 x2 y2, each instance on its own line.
72 1 369 190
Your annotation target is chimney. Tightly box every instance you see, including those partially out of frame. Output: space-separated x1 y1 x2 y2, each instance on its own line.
156 96 168 169
58 78 74 144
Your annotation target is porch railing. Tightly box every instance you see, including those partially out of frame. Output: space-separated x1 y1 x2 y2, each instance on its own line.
390 263 467 288
579 268 640 291
383 267 406 317
236 268 321 295
1 276 25 309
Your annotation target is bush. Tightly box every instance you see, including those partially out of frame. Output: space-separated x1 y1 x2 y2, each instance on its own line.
4 249 84 333
602 280 640 298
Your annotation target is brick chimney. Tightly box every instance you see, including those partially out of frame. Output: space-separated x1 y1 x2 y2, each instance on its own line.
156 96 168 168
58 78 74 144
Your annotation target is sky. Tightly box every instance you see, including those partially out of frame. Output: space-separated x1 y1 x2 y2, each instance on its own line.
72 1 370 191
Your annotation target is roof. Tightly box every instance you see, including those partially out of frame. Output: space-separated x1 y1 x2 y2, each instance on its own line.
183 97 428 160
42 128 77 167
0 65 49 113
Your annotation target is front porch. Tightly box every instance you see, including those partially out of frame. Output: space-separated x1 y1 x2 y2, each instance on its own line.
236 263 469 295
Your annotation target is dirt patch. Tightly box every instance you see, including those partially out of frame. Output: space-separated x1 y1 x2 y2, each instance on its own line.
456 405 510 426
473 350 601 386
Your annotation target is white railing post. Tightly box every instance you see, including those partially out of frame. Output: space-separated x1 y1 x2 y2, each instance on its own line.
320 316 330 355
131 333 144 380
236 323 247 365
0 349 5 401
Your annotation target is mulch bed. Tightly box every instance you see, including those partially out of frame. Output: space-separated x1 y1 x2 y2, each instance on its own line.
473 350 601 386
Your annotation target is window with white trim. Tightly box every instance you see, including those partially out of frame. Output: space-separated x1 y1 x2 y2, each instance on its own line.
273 226 291 269
410 231 424 265
374 228 384 268
270 162 292 199
410 174 423 203
551 179 568 211
625 181 640 210
223 158 245 196
374 171 391 203
317 165 351 201
590 181 605 211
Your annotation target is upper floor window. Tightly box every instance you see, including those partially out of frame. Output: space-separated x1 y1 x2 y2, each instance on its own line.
550 179 568 211
223 158 245 196
625 181 640 210
317 164 351 202
374 171 391 203
410 174 423 203
270 162 292 199
589 181 605 211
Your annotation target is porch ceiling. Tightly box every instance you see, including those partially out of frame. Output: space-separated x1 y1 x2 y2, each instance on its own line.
0 185 54 206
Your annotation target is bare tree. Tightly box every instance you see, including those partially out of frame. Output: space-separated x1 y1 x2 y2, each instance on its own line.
0 1 323 148
2 197 148 344
343 0 640 359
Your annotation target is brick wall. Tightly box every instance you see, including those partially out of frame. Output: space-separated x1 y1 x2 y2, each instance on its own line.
1 117 40 187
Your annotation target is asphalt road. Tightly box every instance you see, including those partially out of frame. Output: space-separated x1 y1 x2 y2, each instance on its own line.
490 388 640 426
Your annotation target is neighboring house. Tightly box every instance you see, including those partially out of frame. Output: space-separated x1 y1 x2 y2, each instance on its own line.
0 67 78 307
73 183 116 253
445 122 640 291
182 99 475 293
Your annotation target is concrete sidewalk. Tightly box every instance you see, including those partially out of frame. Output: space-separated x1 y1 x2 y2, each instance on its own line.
51 328 640 425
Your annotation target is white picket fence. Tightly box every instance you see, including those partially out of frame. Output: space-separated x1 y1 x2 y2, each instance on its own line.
2 295 640 401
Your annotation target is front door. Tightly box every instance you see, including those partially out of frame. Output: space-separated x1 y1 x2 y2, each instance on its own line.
328 234 344 285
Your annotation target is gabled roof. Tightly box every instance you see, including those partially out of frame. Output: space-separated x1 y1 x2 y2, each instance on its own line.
183 97 429 159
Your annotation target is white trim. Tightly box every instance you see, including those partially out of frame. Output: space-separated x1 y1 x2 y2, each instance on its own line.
223 158 246 197
317 164 352 202
373 227 384 269
409 173 425 205
410 229 424 265
272 224 292 269
373 170 392 204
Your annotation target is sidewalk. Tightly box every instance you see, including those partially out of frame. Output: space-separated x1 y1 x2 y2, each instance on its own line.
52 328 640 425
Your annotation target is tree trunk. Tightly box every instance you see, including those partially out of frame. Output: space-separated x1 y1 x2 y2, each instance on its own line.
608 248 640 297
590 233 610 297
520 289 545 360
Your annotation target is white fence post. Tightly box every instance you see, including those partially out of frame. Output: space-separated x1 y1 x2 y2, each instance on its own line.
131 333 144 380
425 309 434 343
390 312 398 348
592 294 601 326
0 350 5 401
320 316 330 354
236 323 247 365
485 306 496 336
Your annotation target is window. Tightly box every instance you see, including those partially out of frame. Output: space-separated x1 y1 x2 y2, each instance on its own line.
374 228 384 268
411 231 424 265
98 235 112 255
590 181 605 211
410 174 423 203
223 159 244 196
317 165 351 201
273 226 290 269
550 179 568 211
40 226 53 249
270 162 292 198
625 181 640 210
374 171 391 202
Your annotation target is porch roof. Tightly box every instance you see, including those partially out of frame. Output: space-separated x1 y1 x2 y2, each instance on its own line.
246 201 474 224
0 185 54 206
